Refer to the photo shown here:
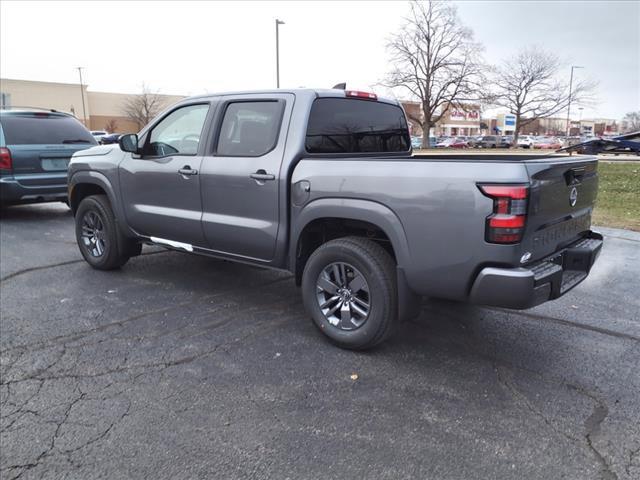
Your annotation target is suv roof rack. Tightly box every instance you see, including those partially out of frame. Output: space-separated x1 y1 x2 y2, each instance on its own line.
0 106 69 114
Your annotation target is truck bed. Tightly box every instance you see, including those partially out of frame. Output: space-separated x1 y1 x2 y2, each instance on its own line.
411 152 585 162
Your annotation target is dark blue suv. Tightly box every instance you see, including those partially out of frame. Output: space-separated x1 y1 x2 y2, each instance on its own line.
0 109 97 206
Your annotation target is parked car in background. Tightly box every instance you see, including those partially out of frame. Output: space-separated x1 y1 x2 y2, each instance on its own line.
91 130 109 143
100 133 123 145
435 137 468 148
1 109 97 206
517 135 535 148
533 137 562 150
466 136 483 148
411 136 423 149
476 135 500 148
500 136 514 148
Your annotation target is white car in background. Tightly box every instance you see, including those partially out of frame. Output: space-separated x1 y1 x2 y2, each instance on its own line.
517 135 535 148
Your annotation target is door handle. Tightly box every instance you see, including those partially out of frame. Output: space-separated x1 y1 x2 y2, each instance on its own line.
249 170 275 181
178 166 198 176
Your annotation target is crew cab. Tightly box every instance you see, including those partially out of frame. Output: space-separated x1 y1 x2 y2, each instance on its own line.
68 89 602 350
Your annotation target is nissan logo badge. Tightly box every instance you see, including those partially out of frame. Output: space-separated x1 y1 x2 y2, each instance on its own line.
569 187 578 207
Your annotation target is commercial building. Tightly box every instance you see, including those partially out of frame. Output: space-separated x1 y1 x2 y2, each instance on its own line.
400 101 481 137
0 78 185 132
435 103 481 136
495 113 517 135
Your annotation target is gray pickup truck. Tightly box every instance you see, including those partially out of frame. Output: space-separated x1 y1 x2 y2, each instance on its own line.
68 88 602 350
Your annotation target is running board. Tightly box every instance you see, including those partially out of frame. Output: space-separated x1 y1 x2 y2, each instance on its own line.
149 236 193 252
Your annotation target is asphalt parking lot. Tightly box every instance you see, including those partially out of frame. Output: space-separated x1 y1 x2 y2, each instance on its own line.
1 203 639 480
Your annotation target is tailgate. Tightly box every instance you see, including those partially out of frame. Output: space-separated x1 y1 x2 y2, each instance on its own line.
8 145 85 186
522 156 599 261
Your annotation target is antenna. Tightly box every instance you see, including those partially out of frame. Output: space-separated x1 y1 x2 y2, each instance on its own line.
332 83 346 90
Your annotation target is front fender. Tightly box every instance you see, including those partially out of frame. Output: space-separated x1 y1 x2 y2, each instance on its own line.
68 171 133 237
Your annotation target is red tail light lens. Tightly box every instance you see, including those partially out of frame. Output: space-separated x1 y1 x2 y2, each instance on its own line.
479 184 529 244
0 147 12 170
345 90 377 100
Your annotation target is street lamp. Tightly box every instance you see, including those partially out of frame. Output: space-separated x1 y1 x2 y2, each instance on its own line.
76 67 87 126
275 19 285 88
565 65 584 137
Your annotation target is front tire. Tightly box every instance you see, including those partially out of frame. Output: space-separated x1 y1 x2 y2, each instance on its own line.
301 237 398 350
75 194 138 270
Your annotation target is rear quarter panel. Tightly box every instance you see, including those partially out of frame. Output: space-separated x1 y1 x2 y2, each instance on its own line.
292 159 531 300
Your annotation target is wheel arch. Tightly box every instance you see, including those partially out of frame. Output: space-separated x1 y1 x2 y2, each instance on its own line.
291 198 411 284
68 171 133 237
69 171 114 213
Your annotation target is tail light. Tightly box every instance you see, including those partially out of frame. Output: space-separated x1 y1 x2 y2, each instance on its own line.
0 147 12 170
345 90 377 100
478 184 529 244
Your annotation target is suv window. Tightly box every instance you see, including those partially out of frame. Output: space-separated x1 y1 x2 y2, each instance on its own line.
306 98 410 154
144 104 209 157
0 113 96 145
216 101 284 157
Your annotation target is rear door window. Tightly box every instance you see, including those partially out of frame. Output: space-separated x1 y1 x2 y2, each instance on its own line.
0 113 96 145
305 98 410 154
216 101 284 157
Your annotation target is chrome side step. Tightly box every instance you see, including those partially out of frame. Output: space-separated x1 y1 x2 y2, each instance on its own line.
149 236 193 252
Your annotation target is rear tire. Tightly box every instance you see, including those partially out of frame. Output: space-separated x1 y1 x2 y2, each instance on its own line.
302 236 398 350
75 194 138 270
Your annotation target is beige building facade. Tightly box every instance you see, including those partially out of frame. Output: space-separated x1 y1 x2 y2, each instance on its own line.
399 101 481 137
0 78 184 132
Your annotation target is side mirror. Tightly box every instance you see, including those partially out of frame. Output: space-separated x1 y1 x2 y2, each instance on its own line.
118 133 139 154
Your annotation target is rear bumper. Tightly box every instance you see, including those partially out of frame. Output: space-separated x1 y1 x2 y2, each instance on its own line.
0 175 67 205
469 231 603 309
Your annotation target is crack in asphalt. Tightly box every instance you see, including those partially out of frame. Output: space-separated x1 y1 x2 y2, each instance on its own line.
0 249 168 283
424 312 623 480
584 402 618 480
0 275 292 356
0 259 85 283
484 306 640 343
627 446 640 475
495 364 619 479
0 308 296 478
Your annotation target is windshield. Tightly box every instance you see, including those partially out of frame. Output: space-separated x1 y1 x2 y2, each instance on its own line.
0 113 97 145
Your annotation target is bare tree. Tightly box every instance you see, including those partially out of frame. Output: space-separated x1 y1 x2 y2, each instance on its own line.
489 47 597 144
122 84 163 130
104 119 118 133
383 0 484 147
622 111 640 133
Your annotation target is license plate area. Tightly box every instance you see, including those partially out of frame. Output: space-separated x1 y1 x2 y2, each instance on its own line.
41 158 70 171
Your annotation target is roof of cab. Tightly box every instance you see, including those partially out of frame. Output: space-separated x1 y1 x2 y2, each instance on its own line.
184 88 400 106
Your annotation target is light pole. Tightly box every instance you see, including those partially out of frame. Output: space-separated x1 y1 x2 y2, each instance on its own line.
275 19 285 88
76 67 87 126
565 65 583 137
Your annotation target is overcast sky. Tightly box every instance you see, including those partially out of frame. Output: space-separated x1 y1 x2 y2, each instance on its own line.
1 0 638 119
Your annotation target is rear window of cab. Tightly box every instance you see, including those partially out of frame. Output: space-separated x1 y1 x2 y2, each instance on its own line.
305 98 410 154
